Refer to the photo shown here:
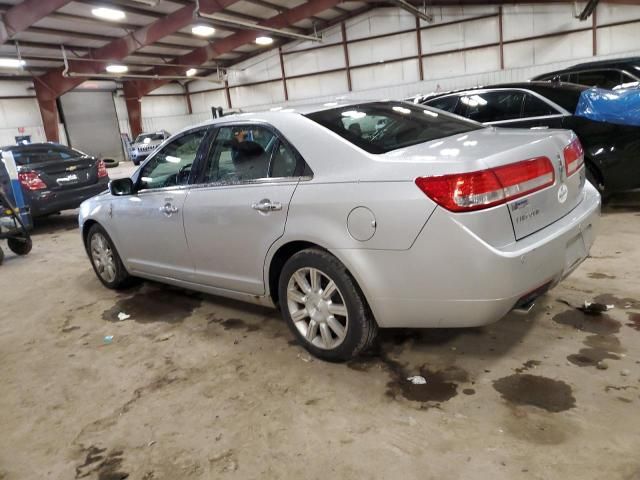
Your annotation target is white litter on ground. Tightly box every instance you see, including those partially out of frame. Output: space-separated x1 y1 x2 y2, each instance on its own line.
407 375 427 385
117 312 131 321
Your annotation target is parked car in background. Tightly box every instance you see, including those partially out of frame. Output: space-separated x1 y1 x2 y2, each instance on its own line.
1 143 109 218
531 57 640 90
79 101 599 361
130 130 170 165
417 82 640 196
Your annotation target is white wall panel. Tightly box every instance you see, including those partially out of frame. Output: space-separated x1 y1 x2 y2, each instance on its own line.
190 89 228 114
285 24 342 53
351 59 419 91
425 5 498 24
285 45 344 77
421 16 499 54
346 8 416 40
464 46 501 74
597 24 640 56
348 31 417 66
141 95 188 118
229 50 281 85
423 51 464 79
230 80 284 108
502 4 584 41
287 71 347 101
597 4 640 23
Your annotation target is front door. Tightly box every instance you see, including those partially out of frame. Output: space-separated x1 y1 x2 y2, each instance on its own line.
183 124 307 294
110 127 209 280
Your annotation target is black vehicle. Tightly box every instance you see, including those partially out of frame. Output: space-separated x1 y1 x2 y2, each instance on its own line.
0 143 110 217
416 82 640 195
531 57 640 90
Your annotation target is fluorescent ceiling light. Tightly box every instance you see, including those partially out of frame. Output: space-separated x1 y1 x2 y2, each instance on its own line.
186 68 197 77
192 25 216 37
255 36 274 46
92 7 126 21
106 64 128 74
0 58 26 68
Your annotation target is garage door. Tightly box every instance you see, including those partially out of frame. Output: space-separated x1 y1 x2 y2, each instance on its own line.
59 90 124 161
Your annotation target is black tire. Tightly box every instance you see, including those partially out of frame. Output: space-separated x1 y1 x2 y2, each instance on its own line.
7 237 32 255
103 158 119 168
0 246 4 265
85 223 133 289
132 158 140 166
278 248 378 362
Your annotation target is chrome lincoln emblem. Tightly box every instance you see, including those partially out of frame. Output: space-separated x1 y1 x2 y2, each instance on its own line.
558 183 568 204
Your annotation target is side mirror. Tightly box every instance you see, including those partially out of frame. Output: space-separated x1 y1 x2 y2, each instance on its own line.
109 177 135 196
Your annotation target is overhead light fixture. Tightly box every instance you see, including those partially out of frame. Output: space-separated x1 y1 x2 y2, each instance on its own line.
0 58 26 68
106 64 128 74
186 68 197 77
192 25 216 37
255 36 273 46
91 7 126 21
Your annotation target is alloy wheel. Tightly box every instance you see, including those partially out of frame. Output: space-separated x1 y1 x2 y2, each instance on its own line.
90 232 116 283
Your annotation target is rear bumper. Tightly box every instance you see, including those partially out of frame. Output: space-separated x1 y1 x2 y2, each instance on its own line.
335 182 601 328
25 179 109 217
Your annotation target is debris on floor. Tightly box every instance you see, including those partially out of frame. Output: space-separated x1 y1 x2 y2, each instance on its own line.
117 312 131 321
579 301 614 315
407 375 427 385
103 335 114 345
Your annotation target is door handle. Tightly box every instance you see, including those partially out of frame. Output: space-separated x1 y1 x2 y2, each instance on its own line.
251 199 282 213
159 202 179 216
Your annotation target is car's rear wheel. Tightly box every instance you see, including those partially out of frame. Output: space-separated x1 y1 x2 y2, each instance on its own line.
278 248 377 362
86 224 133 289
586 162 607 198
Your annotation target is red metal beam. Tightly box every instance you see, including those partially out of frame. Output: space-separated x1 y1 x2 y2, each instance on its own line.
340 21 352 91
0 0 73 44
415 17 423 80
278 47 288 101
33 0 240 102
131 0 348 96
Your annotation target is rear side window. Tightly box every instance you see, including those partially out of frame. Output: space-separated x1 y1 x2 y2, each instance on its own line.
463 91 525 123
306 102 481 154
522 93 558 117
576 70 622 89
425 95 460 114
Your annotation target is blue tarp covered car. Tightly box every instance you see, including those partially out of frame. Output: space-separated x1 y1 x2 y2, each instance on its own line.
575 86 640 127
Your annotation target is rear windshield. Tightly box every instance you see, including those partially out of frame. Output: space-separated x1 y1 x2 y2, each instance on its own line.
532 86 585 113
135 133 165 143
7 146 85 165
306 102 481 154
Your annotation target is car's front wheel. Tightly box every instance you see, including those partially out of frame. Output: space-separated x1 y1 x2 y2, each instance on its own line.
86 224 133 289
278 248 378 362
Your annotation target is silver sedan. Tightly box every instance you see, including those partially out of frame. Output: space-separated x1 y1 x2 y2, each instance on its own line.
79 101 601 361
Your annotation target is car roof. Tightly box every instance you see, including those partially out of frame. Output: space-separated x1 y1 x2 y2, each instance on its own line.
0 142 67 151
415 81 587 101
568 56 640 70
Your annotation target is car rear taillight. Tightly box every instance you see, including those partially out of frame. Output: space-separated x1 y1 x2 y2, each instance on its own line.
563 137 584 177
18 171 47 191
97 159 109 178
415 157 555 212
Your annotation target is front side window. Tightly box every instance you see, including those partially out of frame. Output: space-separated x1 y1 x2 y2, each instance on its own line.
306 102 481 154
576 70 622 89
202 125 278 183
139 128 207 190
463 91 525 123
425 95 461 114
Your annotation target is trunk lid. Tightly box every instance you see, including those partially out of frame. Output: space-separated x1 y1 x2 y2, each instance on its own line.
384 127 585 241
27 155 99 191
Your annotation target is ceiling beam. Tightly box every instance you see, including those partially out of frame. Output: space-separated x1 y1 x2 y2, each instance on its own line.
33 0 242 100
131 0 350 96
0 0 74 44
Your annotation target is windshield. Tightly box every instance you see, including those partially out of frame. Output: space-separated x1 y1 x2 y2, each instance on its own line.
135 133 165 143
306 102 482 154
7 146 86 165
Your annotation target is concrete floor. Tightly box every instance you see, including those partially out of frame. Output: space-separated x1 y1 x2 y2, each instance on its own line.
1 167 639 479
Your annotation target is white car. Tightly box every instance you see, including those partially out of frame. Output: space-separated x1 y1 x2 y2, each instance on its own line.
79 101 600 361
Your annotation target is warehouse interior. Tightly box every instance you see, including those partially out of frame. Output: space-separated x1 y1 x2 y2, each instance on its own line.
1 1 639 479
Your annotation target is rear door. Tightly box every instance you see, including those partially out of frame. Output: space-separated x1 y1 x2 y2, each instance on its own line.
14 145 99 191
183 123 306 294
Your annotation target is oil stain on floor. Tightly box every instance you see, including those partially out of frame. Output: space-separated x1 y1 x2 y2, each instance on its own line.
493 374 576 413
102 287 202 323
552 309 620 335
627 312 640 332
75 445 128 480
568 334 625 367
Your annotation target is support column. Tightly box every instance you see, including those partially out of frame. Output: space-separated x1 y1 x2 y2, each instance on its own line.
185 83 193 115
341 22 352 92
33 80 60 143
498 6 505 70
224 80 232 109
415 17 424 81
123 83 143 139
592 7 598 56
278 47 289 101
